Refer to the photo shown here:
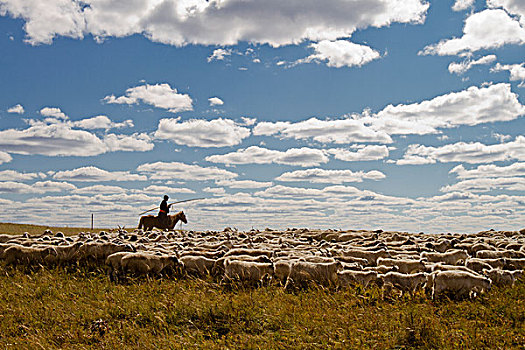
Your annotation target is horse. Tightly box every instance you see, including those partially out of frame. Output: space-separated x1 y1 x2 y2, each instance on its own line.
138 211 187 231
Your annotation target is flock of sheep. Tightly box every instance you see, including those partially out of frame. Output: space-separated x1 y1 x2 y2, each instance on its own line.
1 227 524 299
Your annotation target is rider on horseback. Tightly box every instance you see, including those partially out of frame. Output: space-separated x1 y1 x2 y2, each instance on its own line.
158 195 173 226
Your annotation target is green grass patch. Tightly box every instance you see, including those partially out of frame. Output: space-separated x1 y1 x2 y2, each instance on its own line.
0 266 523 349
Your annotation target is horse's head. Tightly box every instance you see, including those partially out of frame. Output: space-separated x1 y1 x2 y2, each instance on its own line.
178 211 187 224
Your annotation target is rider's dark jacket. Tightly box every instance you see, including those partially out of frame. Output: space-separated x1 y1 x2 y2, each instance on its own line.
159 199 169 216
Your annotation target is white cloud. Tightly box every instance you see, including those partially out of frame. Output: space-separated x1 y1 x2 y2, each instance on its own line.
7 104 24 114
203 186 226 195
297 40 380 68
215 179 273 189
207 49 232 62
450 162 525 179
0 151 12 164
397 136 525 164
0 119 153 156
0 180 76 194
328 145 389 162
421 9 525 56
137 161 238 181
0 170 44 181
452 0 475 11
448 55 497 75
241 117 256 126
253 117 393 144
368 83 525 135
275 168 386 184
74 185 128 194
208 97 224 106
0 0 85 45
0 121 107 156
488 0 525 25
441 177 525 192
73 115 133 130
155 118 250 148
53 166 147 182
254 83 524 143
103 133 154 152
40 106 67 119
491 62 525 84
1 0 429 47
104 83 193 113
205 146 329 167
141 185 195 195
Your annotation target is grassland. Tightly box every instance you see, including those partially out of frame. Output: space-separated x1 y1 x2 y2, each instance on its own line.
0 222 106 236
0 223 523 349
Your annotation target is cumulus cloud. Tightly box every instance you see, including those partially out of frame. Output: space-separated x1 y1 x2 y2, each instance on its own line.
208 97 224 106
103 133 154 152
0 118 153 156
450 162 525 179
7 104 24 114
452 0 475 11
328 145 389 162
448 55 497 75
215 179 273 189
207 49 232 62
297 40 381 68
420 9 525 56
104 83 193 113
0 170 44 181
491 62 525 84
0 151 12 164
74 185 128 194
488 0 525 25
275 168 386 184
205 146 329 167
0 0 429 47
397 136 525 165
0 180 76 194
40 106 67 119
440 177 525 192
53 166 147 182
255 83 524 143
72 115 133 130
141 185 195 195
137 161 238 181
203 187 226 195
368 83 525 135
253 117 392 144
155 118 250 148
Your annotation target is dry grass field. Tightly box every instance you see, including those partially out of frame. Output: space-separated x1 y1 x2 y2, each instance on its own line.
0 223 523 349
0 222 106 237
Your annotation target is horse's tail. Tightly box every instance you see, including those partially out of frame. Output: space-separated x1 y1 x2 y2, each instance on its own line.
138 216 143 230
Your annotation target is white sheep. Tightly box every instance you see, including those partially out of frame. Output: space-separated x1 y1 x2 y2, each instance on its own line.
431 270 491 300
224 259 273 285
466 258 505 270
421 249 468 265
285 260 342 288
120 252 181 276
180 255 216 276
376 257 426 274
3 245 57 266
483 269 523 287
380 272 428 296
337 270 378 288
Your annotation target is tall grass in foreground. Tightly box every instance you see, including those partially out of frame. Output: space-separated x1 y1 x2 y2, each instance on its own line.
0 266 523 349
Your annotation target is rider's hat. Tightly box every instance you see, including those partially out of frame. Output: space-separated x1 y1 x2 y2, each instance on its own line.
164 195 169 200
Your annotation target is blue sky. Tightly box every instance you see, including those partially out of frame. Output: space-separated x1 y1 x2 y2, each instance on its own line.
0 0 523 233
